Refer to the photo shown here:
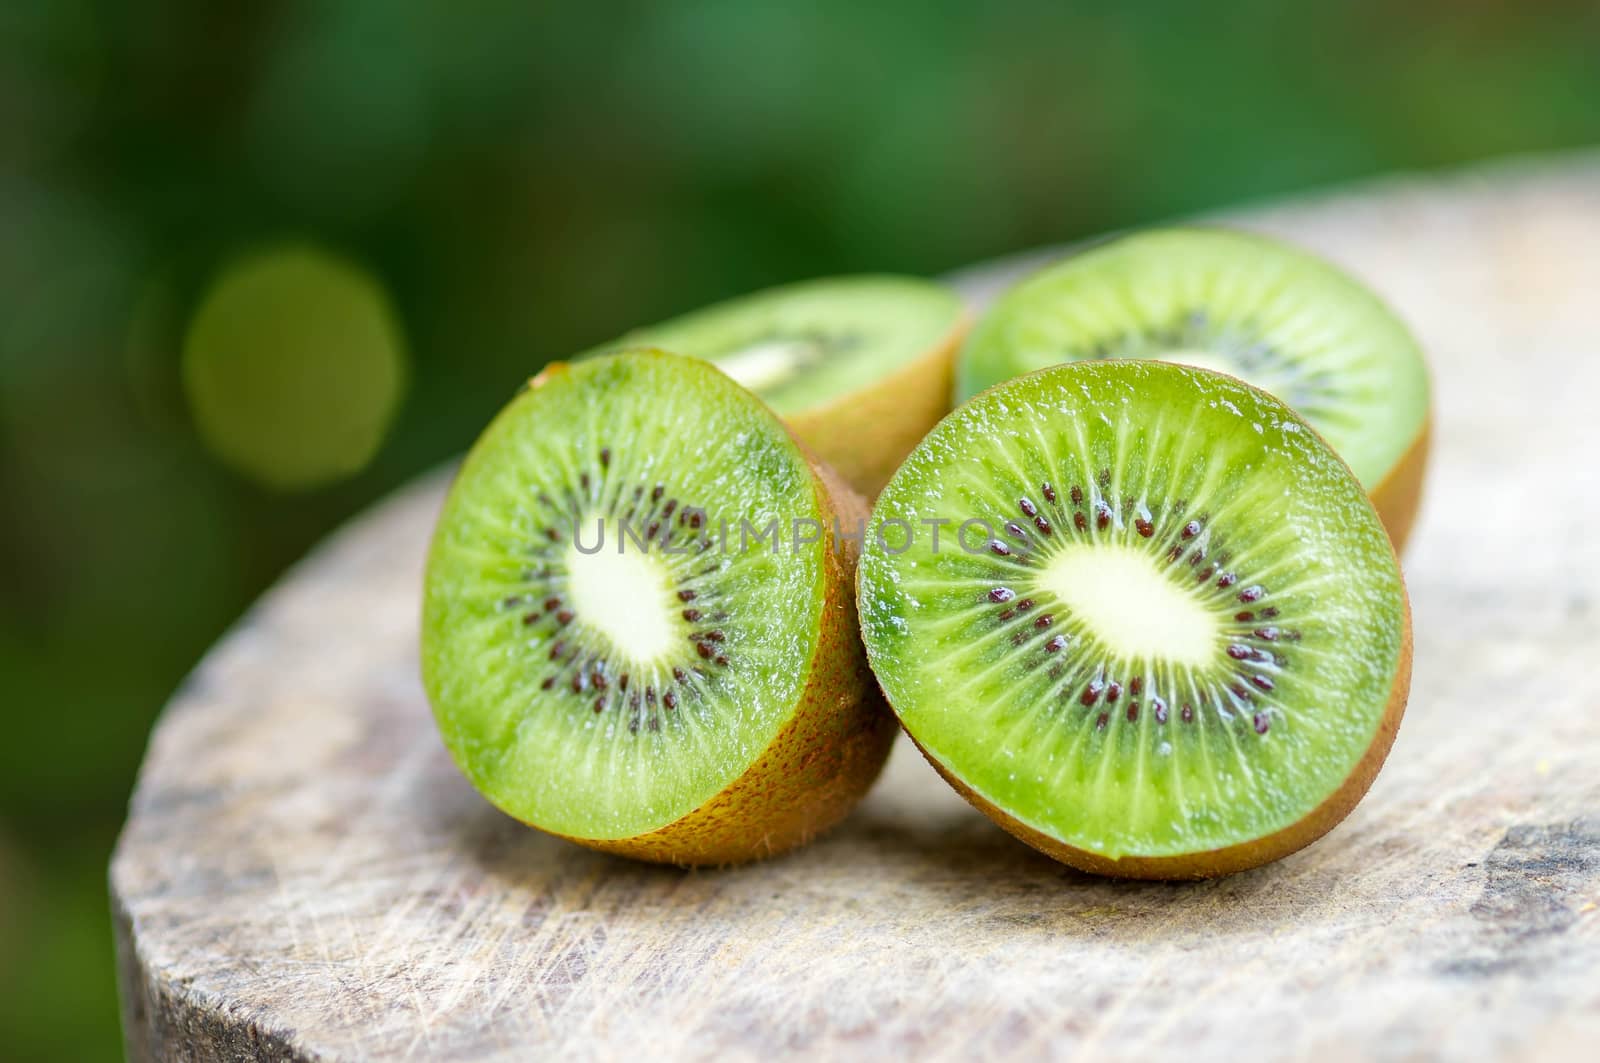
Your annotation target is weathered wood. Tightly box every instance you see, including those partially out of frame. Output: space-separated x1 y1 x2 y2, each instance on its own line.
113 156 1600 1061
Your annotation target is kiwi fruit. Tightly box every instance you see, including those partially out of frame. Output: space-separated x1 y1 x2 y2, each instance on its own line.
423 349 894 866
956 229 1431 549
858 360 1412 879
589 275 968 497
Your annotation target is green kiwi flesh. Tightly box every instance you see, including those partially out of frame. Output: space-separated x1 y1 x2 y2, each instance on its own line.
859 360 1410 876
423 350 851 845
956 228 1429 500
595 275 963 415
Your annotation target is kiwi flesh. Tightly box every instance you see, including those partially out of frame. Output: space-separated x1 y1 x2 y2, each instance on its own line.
957 228 1431 549
423 349 895 866
589 275 968 497
858 360 1412 879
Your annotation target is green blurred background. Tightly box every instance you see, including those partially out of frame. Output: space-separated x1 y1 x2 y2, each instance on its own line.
2 1 1598 1057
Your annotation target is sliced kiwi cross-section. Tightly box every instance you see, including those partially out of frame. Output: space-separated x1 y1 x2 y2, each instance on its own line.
423 350 895 865
859 360 1412 879
957 228 1431 548
590 275 968 497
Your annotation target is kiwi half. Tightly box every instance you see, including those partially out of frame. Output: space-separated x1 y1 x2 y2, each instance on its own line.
859 360 1412 879
957 229 1431 549
590 276 968 497
423 350 894 866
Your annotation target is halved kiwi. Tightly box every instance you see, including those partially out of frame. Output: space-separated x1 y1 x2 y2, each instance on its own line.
589 275 968 497
859 360 1412 879
957 228 1431 549
423 350 894 866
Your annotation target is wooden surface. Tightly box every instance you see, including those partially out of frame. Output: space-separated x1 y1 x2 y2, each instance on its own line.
113 156 1600 1062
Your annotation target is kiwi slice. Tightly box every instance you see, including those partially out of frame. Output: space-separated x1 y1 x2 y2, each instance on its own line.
590 275 968 497
423 350 894 866
859 360 1412 879
957 229 1431 549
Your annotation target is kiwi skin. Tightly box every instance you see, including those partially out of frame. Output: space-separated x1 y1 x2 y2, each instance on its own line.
786 311 969 498
911 598 1409 879
861 361 1415 880
510 362 896 867
1370 418 1430 553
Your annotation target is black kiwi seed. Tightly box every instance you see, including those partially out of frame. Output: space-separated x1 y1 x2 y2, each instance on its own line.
989 587 1016 603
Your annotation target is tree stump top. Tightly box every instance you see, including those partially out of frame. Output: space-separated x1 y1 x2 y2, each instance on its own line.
114 157 1600 1061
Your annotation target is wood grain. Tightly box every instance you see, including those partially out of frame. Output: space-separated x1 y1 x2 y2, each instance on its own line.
113 155 1600 1061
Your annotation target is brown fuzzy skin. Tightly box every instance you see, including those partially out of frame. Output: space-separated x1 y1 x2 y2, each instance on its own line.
1369 418 1430 554
908 586 1412 880
566 447 895 867
786 313 969 498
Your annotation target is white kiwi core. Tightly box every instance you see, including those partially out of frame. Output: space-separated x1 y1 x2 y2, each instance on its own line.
564 527 678 664
1037 544 1217 666
1154 349 1259 388
715 339 819 392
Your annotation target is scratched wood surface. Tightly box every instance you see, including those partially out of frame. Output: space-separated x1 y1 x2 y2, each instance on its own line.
113 157 1600 1062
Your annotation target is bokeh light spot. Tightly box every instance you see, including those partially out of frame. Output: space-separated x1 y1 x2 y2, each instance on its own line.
182 244 407 490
